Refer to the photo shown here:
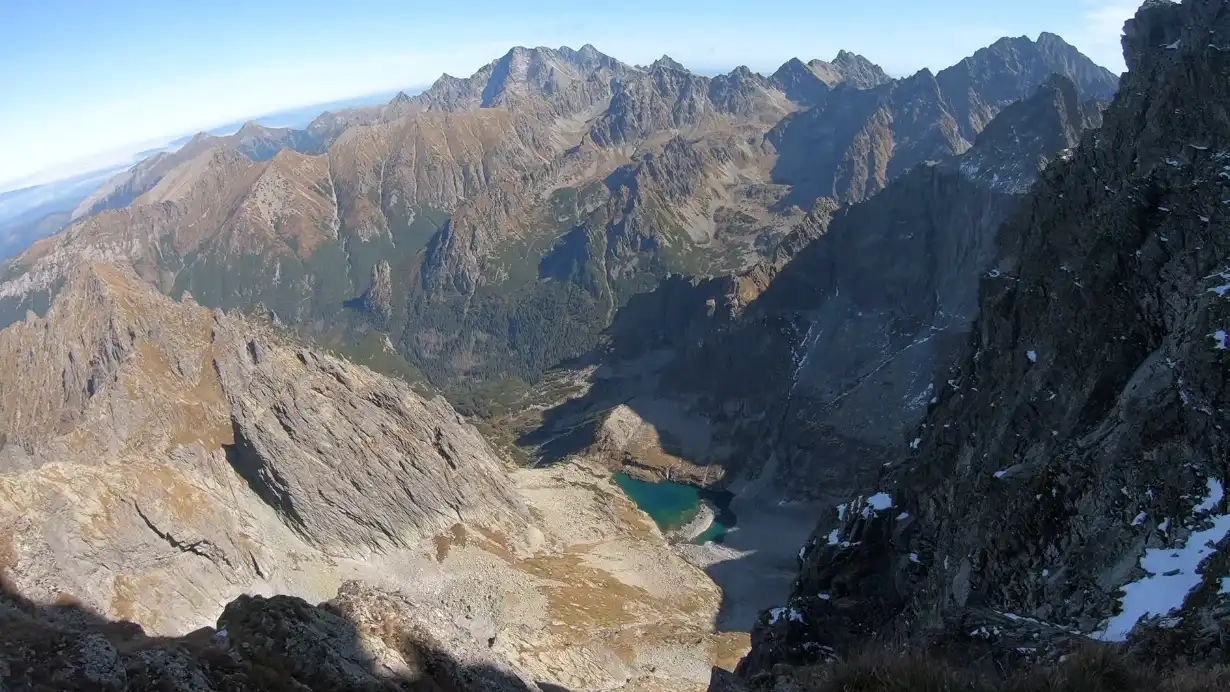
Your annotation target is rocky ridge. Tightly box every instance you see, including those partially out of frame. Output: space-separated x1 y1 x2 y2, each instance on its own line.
738 0 1230 681
72 124 323 221
521 72 1102 504
0 263 529 631
0 36 1118 399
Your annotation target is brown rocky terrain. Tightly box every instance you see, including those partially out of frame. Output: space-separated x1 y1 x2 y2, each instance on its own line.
0 263 528 628
73 124 324 221
0 263 743 690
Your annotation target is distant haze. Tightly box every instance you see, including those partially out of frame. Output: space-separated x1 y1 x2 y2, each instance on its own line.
0 90 406 193
0 0 1138 189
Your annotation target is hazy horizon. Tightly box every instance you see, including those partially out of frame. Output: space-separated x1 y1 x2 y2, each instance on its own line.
1 0 1142 190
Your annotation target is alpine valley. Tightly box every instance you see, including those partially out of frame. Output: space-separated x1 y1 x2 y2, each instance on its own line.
3 1 1230 690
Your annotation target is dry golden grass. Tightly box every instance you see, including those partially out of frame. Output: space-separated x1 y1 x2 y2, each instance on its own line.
147 466 208 525
432 523 469 562
52 591 83 608
712 632 752 672
518 553 646 634
472 526 518 562
614 494 660 543
109 574 142 623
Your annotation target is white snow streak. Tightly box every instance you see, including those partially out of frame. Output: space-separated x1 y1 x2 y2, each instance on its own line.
1096 476 1230 641
867 493 893 511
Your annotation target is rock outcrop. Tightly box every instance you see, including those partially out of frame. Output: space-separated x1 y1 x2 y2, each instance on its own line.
740 0 1230 676
0 263 529 633
0 579 541 691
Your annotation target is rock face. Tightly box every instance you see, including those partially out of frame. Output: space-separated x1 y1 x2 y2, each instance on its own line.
808 51 894 89
73 125 324 221
550 74 1099 501
414 44 633 119
0 263 529 633
936 31 1119 143
767 41 1115 206
0 579 541 691
739 0 1230 676
362 259 394 324
217 336 530 555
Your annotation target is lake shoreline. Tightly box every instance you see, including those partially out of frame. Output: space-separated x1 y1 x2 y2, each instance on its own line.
667 499 717 542
612 471 736 544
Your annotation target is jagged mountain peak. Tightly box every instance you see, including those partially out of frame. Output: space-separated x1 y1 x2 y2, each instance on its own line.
955 73 1099 192
650 54 690 72
728 64 760 79
181 130 220 149
233 120 277 137
806 50 893 89
389 90 413 104
933 29 1119 141
1123 0 1184 71
942 30 1118 98
774 56 810 73
410 42 632 115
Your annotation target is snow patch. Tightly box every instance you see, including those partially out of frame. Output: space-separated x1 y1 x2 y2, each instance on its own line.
827 528 841 546
1210 330 1228 350
867 493 893 511
1026 350 1038 363
1096 477 1230 641
1194 478 1223 514
896 512 910 521
769 607 806 624
909 553 921 564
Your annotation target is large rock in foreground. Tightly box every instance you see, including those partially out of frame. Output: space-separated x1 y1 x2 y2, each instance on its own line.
0 579 541 691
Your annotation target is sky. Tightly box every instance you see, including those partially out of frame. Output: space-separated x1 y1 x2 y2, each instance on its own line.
0 0 1142 192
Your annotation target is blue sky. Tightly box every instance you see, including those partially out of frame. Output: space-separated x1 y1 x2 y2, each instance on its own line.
0 0 1140 190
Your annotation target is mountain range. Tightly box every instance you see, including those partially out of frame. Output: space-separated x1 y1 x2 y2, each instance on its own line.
0 34 1117 401
8 4 1230 689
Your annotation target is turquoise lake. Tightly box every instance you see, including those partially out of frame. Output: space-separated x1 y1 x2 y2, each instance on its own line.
612 473 735 544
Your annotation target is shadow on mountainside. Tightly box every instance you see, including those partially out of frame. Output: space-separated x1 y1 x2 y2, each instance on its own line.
513 280 732 469
0 574 564 692
514 286 828 637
